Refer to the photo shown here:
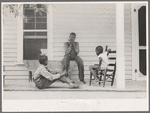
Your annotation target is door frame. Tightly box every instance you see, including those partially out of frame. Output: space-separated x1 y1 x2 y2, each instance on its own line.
132 3 148 81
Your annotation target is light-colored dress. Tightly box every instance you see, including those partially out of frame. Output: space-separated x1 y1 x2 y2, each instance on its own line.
98 52 109 70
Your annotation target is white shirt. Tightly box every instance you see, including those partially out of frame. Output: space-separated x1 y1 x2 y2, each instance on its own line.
34 64 60 81
98 52 109 65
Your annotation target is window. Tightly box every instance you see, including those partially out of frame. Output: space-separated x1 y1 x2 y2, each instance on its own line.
23 4 47 60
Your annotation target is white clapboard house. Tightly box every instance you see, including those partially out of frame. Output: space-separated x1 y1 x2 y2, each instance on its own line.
2 3 147 89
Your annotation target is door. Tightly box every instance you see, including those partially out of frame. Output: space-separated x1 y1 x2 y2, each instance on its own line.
137 6 147 80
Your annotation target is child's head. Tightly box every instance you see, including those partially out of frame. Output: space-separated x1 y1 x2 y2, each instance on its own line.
69 32 76 41
70 32 76 37
39 55 48 66
95 46 103 55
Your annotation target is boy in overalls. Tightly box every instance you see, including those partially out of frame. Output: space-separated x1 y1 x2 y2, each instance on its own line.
33 55 79 89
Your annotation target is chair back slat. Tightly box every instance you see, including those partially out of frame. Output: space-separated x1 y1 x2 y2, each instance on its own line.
107 49 116 86
105 45 108 51
108 63 116 66
110 51 116 53
107 49 116 72
108 57 116 60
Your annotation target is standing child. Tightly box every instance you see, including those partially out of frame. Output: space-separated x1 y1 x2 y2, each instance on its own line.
89 46 111 83
33 55 79 89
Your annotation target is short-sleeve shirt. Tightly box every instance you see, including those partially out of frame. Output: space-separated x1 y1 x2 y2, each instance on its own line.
98 52 109 69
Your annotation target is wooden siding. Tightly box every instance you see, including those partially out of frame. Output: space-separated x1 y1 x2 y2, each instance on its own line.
3 8 29 78
124 3 132 79
53 3 132 80
3 8 18 67
3 3 132 80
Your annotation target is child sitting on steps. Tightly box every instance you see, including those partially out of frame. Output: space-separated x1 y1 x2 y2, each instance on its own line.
89 46 111 83
33 55 79 89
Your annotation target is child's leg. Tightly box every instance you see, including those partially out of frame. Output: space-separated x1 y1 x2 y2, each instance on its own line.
58 76 79 88
89 65 99 79
33 72 67 89
99 64 108 81
34 71 74 89
58 71 76 84
56 70 79 88
62 56 70 77
34 76 55 89
59 76 73 84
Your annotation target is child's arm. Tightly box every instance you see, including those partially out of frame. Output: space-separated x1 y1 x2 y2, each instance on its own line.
72 42 79 54
49 69 62 74
48 69 57 74
39 66 61 81
45 67 57 74
107 49 111 56
65 42 72 55
98 57 102 70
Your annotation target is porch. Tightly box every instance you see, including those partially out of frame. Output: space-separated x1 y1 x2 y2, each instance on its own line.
3 79 146 95
2 3 148 112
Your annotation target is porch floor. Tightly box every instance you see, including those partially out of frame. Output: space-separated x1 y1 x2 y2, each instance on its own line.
3 79 147 99
3 79 146 92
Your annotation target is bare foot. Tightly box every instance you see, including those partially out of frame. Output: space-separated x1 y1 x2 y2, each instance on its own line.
69 83 79 89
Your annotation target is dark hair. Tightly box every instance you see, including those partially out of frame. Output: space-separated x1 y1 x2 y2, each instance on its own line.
39 55 48 65
70 32 76 37
95 46 103 55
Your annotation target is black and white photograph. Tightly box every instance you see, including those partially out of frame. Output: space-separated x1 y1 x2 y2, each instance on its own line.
2 1 148 111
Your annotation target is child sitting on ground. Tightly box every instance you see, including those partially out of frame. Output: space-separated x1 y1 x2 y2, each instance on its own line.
89 46 111 83
33 55 79 89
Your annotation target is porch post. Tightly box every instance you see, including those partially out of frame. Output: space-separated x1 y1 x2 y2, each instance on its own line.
17 4 23 64
131 3 136 80
47 5 53 60
116 3 125 89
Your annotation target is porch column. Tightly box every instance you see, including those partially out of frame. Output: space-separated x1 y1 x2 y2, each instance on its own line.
116 3 125 89
17 4 23 64
47 5 53 60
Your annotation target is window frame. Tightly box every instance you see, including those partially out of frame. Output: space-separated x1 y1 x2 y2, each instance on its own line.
16 4 53 64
